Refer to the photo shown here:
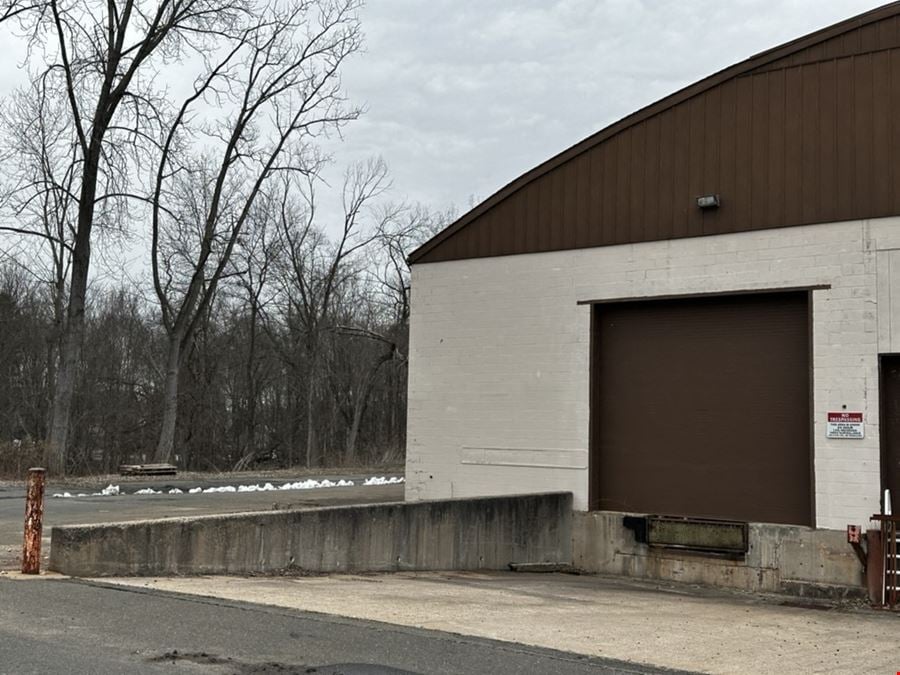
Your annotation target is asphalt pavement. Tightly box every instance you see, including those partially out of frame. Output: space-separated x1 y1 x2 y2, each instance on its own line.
0 577 675 675
93 570 900 675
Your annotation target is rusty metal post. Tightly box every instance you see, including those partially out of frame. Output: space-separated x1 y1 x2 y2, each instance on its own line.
21 467 46 574
866 528 884 606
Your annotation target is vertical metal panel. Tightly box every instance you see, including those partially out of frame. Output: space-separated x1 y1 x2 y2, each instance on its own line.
842 29 862 56
855 53 875 216
573 152 591 248
861 21 879 52
561 160 578 250
881 14 900 48
672 103 691 239
550 163 566 250
601 133 618 243
478 198 492 257
783 66 803 227
733 75 754 232
891 49 900 216
750 73 769 231
816 61 835 221
717 79 737 233
523 181 539 254
629 121 647 242
643 115 661 232
822 33 845 60
873 50 892 216
656 108 676 237
701 87 721 236
835 57 856 220
588 147 604 248
687 95 706 238
534 172 551 252
767 68 786 228
615 131 632 243
590 292 812 525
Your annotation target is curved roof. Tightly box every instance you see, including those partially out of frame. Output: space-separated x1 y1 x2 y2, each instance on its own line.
411 2 900 264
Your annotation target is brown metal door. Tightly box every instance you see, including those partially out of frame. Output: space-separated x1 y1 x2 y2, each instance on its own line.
590 291 812 525
880 356 900 512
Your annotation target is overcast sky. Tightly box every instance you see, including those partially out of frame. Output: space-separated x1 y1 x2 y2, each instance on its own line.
0 1 891 250
320 0 887 218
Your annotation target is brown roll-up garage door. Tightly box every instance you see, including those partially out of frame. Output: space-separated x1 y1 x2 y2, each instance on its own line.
590 291 812 526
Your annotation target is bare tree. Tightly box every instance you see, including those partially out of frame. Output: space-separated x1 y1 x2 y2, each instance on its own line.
326 205 445 463
1 0 249 473
148 0 362 463
0 82 78 435
229 196 278 470
374 205 447 326
267 158 389 467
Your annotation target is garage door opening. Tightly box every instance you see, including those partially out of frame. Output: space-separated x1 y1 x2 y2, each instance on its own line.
589 291 813 526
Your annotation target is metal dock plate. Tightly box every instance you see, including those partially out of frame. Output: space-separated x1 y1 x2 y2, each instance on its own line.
646 515 749 555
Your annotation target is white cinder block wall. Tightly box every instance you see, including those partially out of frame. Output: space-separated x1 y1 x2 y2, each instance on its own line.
406 218 900 530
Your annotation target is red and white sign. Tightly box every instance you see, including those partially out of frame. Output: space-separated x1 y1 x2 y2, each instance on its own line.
826 411 864 439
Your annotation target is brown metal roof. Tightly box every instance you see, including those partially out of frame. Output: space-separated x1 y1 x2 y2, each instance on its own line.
410 2 900 265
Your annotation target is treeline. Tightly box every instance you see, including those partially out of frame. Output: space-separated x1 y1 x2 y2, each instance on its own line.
0 0 447 475
0 199 436 475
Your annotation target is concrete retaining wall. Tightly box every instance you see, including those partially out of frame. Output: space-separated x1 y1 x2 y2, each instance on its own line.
573 511 867 599
49 492 573 577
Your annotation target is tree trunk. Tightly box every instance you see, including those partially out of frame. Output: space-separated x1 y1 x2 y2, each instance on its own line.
44 138 104 475
244 303 258 455
345 351 392 465
45 334 75 475
45 234 90 475
345 402 362 466
43 274 64 440
153 336 182 463
305 367 316 468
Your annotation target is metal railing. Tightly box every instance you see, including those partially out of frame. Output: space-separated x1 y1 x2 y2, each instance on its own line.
872 515 900 609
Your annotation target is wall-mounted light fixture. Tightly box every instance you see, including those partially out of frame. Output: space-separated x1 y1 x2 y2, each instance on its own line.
696 194 721 209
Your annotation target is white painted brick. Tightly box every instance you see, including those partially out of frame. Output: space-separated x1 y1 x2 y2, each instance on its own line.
406 217 900 530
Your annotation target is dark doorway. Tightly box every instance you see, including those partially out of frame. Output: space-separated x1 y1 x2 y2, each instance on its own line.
880 355 900 512
589 291 813 525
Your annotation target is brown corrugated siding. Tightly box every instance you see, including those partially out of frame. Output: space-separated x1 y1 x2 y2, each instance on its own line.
413 5 900 264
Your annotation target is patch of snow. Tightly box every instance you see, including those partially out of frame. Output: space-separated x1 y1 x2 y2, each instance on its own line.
202 485 237 493
50 475 402 498
277 478 351 490
362 476 405 486
237 482 277 493
53 483 122 498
